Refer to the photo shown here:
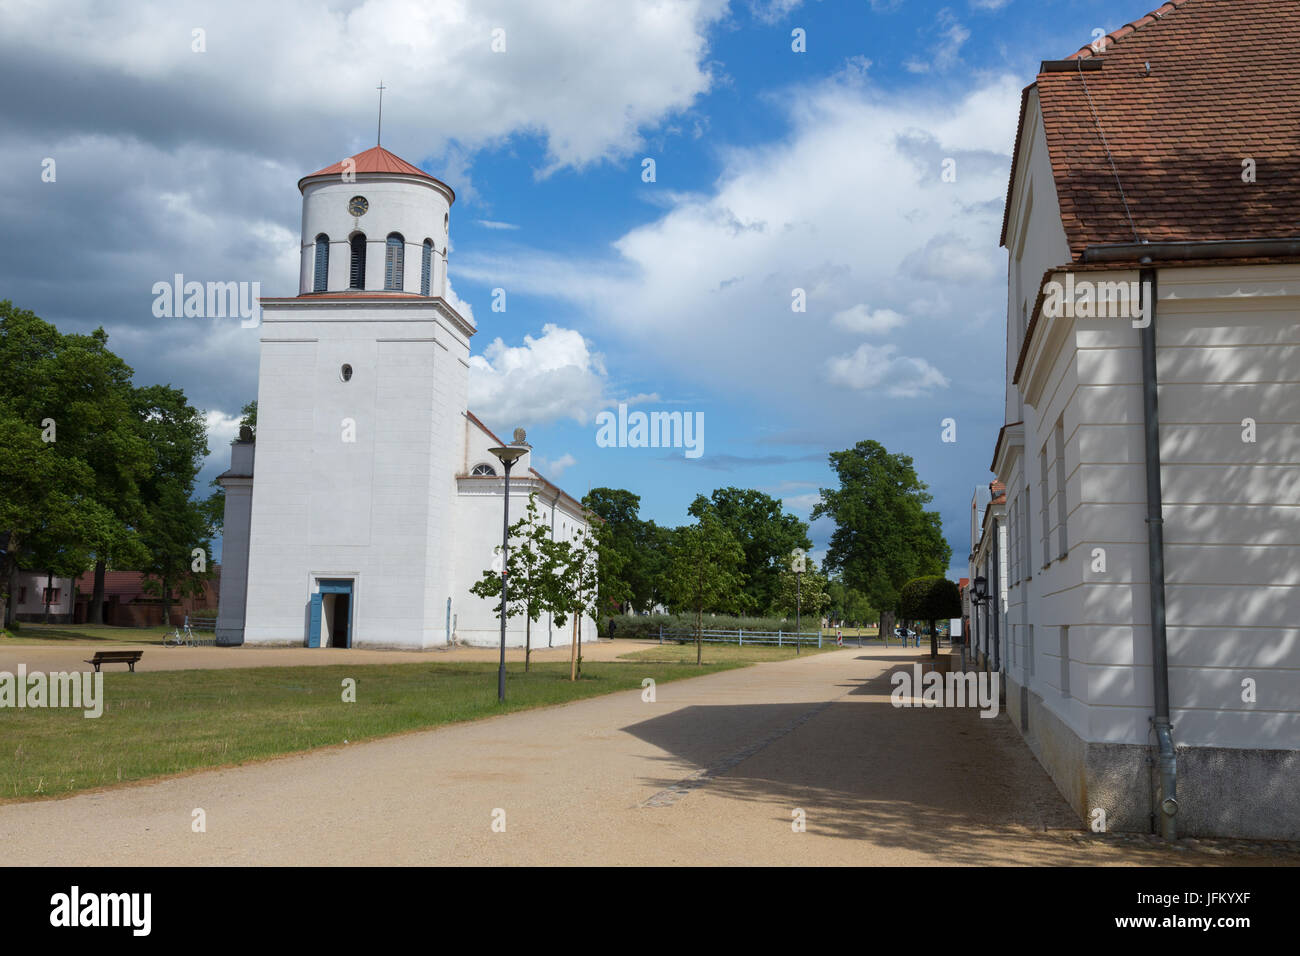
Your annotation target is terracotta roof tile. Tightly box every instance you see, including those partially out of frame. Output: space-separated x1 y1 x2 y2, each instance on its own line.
1005 0 1300 256
302 145 435 182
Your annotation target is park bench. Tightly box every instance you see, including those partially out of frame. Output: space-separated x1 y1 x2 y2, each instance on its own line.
83 650 144 672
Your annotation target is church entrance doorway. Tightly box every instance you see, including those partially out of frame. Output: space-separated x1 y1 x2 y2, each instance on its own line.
309 579 354 648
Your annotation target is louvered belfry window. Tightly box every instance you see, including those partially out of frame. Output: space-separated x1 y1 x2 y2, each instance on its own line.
385 233 405 291
313 234 329 292
349 234 367 290
421 239 433 295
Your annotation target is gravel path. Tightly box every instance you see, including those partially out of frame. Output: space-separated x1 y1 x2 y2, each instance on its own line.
3 646 1295 865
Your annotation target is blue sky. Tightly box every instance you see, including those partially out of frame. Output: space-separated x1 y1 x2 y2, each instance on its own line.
0 0 1159 577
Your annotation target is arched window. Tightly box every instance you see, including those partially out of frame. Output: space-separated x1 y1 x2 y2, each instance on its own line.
385 233 405 291
349 233 367 290
313 234 329 292
421 239 433 296
471 463 497 477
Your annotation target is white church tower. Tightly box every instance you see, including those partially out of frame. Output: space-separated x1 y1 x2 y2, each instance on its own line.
217 145 596 650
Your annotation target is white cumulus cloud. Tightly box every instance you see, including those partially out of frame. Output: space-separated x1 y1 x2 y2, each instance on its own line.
535 453 577 478
469 324 608 428
825 343 950 397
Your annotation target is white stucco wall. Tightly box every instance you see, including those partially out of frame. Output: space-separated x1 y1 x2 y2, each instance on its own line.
243 297 473 648
1005 188 1300 754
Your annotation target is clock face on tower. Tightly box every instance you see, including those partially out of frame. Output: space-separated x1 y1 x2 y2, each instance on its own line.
347 196 369 217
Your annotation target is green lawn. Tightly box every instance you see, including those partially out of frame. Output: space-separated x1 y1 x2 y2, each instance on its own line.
0 659 742 800
0 623 170 646
618 642 840 664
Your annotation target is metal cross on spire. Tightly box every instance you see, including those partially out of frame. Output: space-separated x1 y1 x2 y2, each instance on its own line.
376 80 387 146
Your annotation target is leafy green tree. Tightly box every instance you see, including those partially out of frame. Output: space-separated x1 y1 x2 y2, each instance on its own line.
0 304 151 622
0 413 85 625
641 520 675 610
581 488 637 614
577 492 632 625
469 493 569 672
687 488 810 614
826 576 876 627
663 510 746 665
774 565 832 627
897 576 962 658
133 384 211 625
555 513 613 680
812 440 951 640
58 328 152 622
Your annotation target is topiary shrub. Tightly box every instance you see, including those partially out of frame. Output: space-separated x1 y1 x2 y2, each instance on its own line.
896 576 962 658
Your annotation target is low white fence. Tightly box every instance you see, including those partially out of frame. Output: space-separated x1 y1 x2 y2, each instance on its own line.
654 626 936 648
657 626 825 647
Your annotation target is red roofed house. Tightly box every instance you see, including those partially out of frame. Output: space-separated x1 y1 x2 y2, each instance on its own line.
993 0 1299 838
73 570 219 627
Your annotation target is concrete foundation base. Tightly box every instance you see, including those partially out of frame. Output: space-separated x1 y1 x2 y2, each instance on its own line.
215 626 245 647
1004 672 1300 840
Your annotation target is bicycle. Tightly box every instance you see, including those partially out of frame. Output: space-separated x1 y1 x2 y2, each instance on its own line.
164 621 196 647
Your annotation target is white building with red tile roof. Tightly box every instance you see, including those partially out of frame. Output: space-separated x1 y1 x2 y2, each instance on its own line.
215 146 595 650
993 0 1300 839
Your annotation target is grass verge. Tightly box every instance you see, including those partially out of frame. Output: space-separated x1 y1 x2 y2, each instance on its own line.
0 624 170 646
0 659 741 800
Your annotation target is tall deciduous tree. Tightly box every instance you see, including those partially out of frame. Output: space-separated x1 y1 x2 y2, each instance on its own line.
663 510 746 665
133 384 211 626
812 440 951 640
0 303 151 623
582 487 646 614
826 576 876 628
688 487 810 615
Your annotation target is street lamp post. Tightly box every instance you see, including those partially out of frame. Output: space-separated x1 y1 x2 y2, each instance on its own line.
791 549 806 656
971 574 990 674
489 438 530 702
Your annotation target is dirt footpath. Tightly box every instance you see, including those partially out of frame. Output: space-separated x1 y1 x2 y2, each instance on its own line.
2 646 1296 866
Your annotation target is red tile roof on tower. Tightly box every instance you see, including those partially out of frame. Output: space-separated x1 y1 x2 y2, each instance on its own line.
1002 0 1300 258
300 146 439 184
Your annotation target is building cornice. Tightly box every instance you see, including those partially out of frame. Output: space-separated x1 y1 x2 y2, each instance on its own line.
991 420 1025 479
298 171 456 205
260 294 475 339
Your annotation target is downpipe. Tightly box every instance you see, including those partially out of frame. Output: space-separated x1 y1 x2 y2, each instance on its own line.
1140 266 1178 840
1152 718 1179 838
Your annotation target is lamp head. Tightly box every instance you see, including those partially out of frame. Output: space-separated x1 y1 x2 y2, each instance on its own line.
488 445 528 466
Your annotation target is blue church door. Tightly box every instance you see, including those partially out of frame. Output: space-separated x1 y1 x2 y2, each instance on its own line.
309 580 354 648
